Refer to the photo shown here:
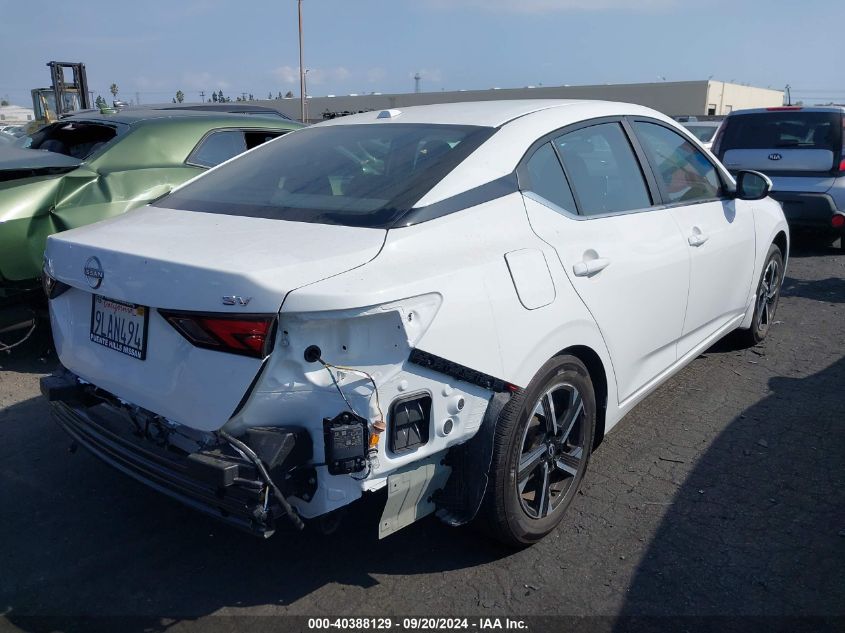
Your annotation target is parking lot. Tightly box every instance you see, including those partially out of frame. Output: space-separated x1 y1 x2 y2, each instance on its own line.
0 233 841 631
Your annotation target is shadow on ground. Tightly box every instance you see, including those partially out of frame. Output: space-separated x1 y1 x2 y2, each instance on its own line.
0 393 513 631
615 357 845 631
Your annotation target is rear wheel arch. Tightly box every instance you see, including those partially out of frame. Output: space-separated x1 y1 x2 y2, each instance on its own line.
773 230 788 263
557 345 608 449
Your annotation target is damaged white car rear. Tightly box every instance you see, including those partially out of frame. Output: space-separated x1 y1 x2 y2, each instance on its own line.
42 100 788 546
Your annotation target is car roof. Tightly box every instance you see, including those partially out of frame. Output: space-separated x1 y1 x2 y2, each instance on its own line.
312 99 632 128
728 106 845 116
62 108 291 126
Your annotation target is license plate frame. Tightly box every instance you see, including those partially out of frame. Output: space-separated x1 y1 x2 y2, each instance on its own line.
89 294 150 361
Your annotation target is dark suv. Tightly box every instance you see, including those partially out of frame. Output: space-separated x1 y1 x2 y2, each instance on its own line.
713 106 845 249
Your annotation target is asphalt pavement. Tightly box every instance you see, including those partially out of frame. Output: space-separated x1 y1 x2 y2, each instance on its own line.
0 234 842 633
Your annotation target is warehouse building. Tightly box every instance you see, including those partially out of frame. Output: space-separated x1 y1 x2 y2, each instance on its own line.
256 79 784 123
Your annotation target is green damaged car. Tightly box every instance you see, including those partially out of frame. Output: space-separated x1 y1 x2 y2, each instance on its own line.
0 108 302 306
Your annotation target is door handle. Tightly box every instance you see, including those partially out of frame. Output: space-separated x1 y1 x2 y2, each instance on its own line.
573 257 611 277
688 231 709 247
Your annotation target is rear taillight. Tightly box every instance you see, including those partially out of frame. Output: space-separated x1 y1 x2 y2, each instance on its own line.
839 157 845 174
832 213 845 229
160 310 276 358
767 106 803 111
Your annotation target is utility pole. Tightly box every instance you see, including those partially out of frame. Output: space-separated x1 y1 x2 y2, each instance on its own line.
414 72 421 94
135 91 140 105
199 90 205 103
241 92 247 101
785 84 792 106
298 0 306 122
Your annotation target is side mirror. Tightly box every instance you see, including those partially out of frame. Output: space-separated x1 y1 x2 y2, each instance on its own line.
735 170 772 201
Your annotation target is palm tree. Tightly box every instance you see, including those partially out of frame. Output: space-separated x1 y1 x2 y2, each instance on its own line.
109 83 119 100
175 90 185 103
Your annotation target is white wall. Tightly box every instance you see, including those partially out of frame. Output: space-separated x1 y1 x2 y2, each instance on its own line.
0 105 35 125
705 82 784 115
254 81 784 122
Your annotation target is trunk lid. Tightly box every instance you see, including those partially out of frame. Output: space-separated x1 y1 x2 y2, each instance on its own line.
46 206 386 431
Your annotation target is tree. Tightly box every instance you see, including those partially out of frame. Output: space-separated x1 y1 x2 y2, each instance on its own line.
109 83 119 99
268 92 272 100
175 90 185 103
276 91 283 99
284 90 293 99
211 91 218 103
217 89 224 102
95 95 107 109
0 99 8 106
248 93 254 101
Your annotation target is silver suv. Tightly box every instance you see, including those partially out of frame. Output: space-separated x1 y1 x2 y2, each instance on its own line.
713 106 845 249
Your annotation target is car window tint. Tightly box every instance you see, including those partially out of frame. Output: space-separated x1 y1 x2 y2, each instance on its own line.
719 111 841 151
26 121 120 159
525 143 577 213
634 122 721 204
159 123 495 228
244 130 285 150
554 123 651 216
188 130 248 168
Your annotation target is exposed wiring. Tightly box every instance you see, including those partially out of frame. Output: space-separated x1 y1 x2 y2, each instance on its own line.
319 359 384 425
319 360 359 416
219 429 305 530
0 316 37 353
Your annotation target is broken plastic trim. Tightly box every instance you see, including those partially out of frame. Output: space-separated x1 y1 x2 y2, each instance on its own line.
407 348 516 392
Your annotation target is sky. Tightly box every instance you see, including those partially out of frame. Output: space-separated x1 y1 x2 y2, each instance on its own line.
0 0 843 107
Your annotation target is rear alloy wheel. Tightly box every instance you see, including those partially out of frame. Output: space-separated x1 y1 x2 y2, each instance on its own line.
738 243 783 346
481 355 595 547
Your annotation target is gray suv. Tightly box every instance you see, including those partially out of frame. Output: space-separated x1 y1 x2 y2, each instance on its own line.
713 106 845 249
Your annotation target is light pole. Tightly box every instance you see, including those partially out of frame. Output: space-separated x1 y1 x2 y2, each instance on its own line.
303 68 310 122
298 0 306 123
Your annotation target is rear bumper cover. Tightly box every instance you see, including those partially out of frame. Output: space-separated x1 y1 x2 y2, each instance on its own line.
42 372 311 537
769 191 840 229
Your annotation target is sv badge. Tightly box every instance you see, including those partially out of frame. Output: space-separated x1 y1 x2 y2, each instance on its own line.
222 296 252 306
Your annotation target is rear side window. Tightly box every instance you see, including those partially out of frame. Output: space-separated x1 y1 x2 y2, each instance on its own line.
634 122 721 204
524 143 577 213
719 111 842 152
187 129 286 168
160 123 495 228
554 122 651 216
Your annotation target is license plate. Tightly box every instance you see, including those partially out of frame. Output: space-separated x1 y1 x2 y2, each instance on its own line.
90 295 149 360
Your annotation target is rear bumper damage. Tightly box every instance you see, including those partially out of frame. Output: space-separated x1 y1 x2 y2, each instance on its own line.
41 371 314 537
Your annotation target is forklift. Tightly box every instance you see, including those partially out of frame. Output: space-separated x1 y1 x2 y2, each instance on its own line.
28 61 92 130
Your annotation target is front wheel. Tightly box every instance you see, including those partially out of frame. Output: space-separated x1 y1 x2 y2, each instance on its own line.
480 355 595 547
738 243 784 347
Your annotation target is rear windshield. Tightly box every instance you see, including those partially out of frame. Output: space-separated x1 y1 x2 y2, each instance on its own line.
719 111 842 152
156 123 495 228
683 124 720 143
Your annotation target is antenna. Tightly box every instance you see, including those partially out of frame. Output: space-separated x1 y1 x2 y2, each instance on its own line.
414 72 421 94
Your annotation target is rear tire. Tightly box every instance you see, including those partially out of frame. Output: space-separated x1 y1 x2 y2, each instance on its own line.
737 243 783 347
479 355 595 547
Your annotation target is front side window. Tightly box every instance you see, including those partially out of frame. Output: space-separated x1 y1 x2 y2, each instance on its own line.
22 121 121 159
634 122 721 204
160 123 495 228
554 122 651 216
524 143 577 213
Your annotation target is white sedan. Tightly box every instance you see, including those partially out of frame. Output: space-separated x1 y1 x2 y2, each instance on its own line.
41 100 788 546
